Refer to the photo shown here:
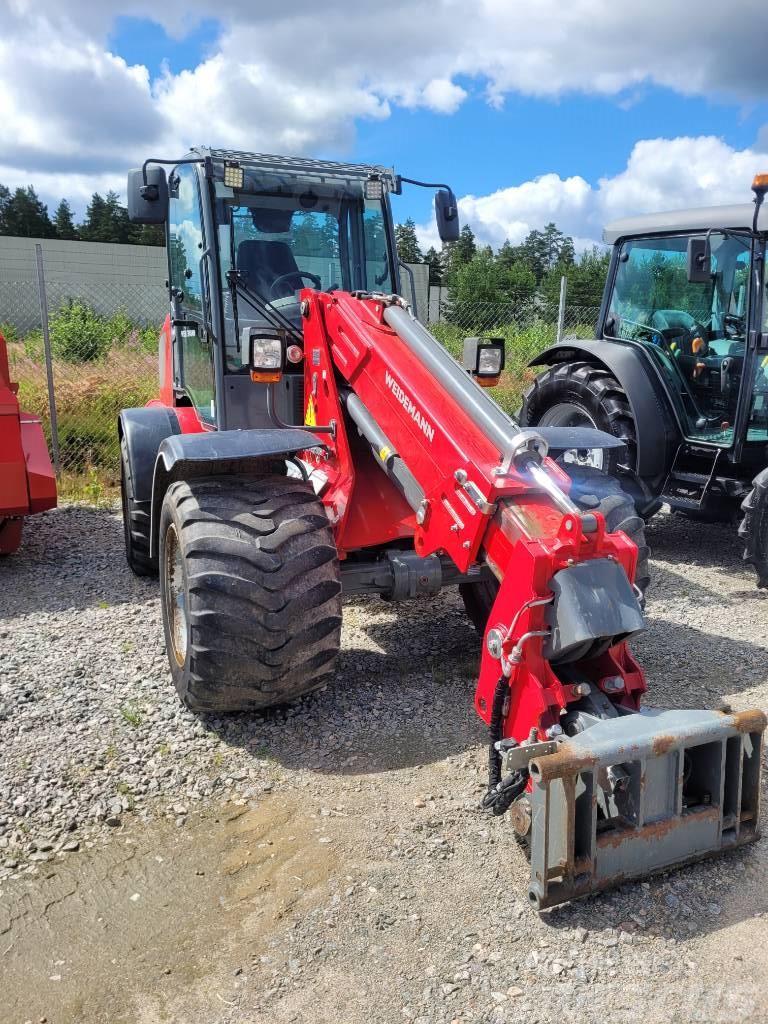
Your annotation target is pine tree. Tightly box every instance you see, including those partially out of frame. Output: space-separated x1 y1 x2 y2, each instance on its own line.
0 187 55 237
394 218 423 264
53 199 78 239
424 245 443 285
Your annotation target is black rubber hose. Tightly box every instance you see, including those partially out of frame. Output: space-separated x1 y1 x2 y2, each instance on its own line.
482 676 508 808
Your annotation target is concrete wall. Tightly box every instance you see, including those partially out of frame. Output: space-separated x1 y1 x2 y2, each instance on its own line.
0 234 430 331
0 236 168 331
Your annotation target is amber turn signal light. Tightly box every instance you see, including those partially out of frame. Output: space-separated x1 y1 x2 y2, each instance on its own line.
251 370 282 384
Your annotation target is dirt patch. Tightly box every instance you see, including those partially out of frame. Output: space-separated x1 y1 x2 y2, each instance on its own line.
1 794 341 1024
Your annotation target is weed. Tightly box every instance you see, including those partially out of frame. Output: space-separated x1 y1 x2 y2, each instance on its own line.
119 703 143 728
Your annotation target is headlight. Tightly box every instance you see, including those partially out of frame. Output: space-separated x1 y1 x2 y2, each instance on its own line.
249 331 285 383
462 336 505 385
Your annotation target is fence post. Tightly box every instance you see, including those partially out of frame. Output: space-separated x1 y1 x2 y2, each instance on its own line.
556 274 567 344
35 243 61 477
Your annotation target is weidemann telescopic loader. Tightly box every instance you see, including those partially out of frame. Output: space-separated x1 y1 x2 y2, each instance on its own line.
117 149 765 908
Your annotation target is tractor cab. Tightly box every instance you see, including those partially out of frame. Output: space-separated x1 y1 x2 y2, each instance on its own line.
601 208 763 455
520 174 768 585
126 148 459 433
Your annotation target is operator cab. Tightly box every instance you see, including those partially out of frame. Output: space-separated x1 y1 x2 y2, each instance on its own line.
127 148 459 433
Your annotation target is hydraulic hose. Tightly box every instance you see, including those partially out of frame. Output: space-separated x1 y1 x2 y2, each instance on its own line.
482 676 529 816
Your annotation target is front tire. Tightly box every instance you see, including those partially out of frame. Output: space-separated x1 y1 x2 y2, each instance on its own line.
739 467 768 587
158 474 342 713
460 465 650 634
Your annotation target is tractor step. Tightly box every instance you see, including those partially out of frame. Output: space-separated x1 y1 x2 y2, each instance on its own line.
525 707 766 910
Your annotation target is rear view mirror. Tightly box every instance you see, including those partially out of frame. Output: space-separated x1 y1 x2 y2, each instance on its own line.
687 236 711 283
127 166 169 224
435 189 460 243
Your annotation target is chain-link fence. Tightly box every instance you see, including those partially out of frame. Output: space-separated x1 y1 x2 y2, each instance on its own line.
428 294 601 415
2 248 163 502
2 249 599 501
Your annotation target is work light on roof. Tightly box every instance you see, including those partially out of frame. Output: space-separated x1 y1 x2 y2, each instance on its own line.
223 161 244 189
365 174 384 201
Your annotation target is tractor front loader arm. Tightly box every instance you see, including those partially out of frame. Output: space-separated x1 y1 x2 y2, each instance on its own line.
300 291 766 908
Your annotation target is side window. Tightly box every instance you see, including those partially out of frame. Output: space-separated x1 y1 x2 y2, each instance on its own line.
168 165 204 312
168 166 215 425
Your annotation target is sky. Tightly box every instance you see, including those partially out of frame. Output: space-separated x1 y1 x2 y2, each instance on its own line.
2 1 768 251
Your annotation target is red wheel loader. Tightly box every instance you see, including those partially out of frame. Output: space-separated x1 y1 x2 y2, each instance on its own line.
118 150 765 908
0 330 56 553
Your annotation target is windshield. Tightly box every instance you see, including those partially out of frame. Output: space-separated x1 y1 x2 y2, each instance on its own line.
606 232 751 443
216 182 393 370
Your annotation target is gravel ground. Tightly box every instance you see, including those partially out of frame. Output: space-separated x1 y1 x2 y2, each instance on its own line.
1 505 768 1024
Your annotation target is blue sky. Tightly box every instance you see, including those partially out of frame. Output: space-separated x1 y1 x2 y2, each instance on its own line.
4 3 768 248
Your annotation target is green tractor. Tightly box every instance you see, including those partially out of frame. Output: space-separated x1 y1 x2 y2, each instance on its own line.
521 173 768 585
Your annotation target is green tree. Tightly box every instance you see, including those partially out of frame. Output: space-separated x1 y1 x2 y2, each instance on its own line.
53 199 78 239
448 248 536 323
394 218 423 264
541 246 611 307
424 245 443 285
80 191 137 243
0 186 55 237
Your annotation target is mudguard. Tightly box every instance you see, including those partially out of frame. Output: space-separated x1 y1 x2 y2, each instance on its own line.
530 339 679 481
118 406 182 502
149 427 325 556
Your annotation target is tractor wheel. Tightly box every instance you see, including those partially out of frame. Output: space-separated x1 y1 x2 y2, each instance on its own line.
739 467 768 587
460 465 650 635
520 361 637 475
158 474 342 713
120 435 157 577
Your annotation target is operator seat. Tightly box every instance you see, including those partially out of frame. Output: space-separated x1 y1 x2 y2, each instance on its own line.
237 240 301 301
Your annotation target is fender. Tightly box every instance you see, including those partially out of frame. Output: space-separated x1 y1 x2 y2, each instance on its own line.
149 427 325 557
118 406 182 502
529 338 680 481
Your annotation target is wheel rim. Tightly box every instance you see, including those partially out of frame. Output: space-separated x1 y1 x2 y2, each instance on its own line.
537 403 605 470
163 523 188 666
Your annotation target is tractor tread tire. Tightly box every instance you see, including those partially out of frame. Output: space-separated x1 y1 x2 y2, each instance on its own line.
159 474 342 713
460 465 650 634
120 436 157 577
739 467 768 588
520 360 638 473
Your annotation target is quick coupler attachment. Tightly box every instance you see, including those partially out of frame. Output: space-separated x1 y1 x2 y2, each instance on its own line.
524 707 766 910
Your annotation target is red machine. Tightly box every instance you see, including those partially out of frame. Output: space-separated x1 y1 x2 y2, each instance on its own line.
119 150 765 907
0 331 56 554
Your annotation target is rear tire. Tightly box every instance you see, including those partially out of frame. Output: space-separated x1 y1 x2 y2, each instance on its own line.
460 465 650 634
739 467 768 587
120 435 157 577
158 474 342 713
520 361 638 475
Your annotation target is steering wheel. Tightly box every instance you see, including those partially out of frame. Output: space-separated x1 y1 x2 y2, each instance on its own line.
268 270 322 299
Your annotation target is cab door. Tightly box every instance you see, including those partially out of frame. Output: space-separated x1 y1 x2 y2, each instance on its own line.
167 164 217 427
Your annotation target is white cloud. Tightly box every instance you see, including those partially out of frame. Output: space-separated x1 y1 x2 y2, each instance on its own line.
2 1 768 223
416 136 768 252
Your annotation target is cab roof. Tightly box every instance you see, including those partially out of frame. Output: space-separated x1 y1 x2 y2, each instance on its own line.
603 202 768 244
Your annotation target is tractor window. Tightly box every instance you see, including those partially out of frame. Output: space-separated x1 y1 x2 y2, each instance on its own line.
216 184 394 371
607 233 751 445
168 165 204 312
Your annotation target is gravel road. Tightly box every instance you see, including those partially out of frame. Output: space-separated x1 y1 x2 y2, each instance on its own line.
1 505 768 1024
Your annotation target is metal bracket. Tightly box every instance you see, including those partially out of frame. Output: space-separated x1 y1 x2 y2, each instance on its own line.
502 739 559 773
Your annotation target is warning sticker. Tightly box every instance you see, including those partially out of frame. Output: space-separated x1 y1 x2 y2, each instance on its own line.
305 394 317 427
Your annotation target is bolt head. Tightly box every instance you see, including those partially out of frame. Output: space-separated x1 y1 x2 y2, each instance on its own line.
486 628 504 659
546 724 563 739
454 468 468 484
603 675 624 693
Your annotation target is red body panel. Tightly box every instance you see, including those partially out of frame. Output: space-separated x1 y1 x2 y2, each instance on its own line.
301 292 646 745
0 332 56 552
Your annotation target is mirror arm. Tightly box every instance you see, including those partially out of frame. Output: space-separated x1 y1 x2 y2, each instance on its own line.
140 156 205 197
398 176 453 192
